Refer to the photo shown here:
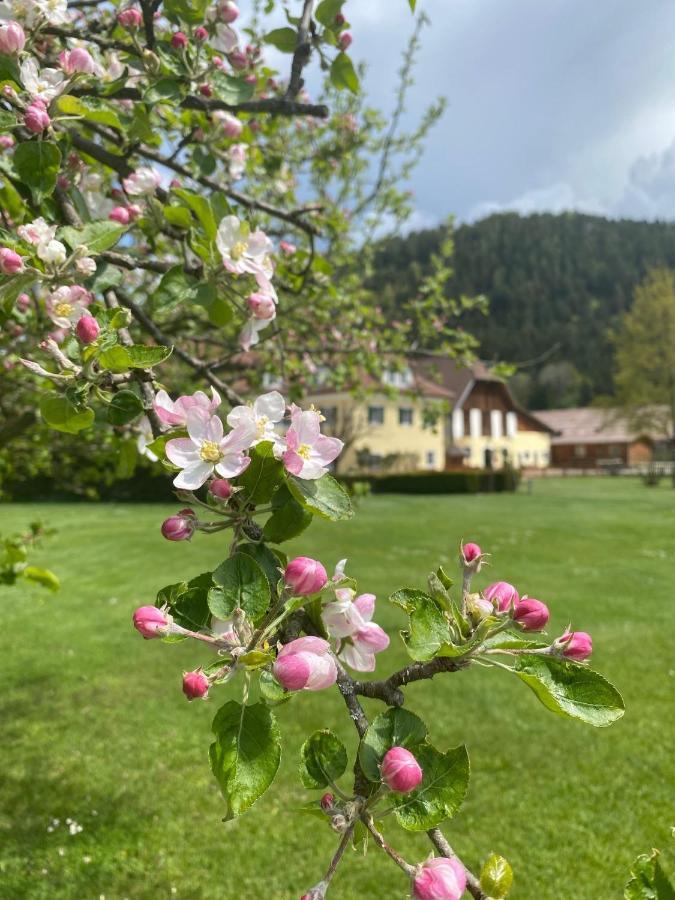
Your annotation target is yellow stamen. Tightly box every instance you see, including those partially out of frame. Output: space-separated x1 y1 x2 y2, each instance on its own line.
200 440 222 462
309 404 326 422
298 443 312 460
55 302 73 317
230 241 247 260
256 415 269 437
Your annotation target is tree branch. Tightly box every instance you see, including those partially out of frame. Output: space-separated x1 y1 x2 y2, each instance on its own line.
353 657 468 707
427 828 487 900
286 0 315 100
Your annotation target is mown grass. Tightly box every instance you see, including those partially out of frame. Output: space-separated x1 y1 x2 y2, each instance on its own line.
0 477 673 899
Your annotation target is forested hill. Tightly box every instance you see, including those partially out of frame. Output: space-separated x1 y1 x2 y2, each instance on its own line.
373 213 675 406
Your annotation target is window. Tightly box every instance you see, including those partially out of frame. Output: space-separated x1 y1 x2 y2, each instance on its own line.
399 407 413 426
383 368 413 388
506 411 518 437
574 444 586 458
262 372 283 389
469 408 482 437
425 450 436 468
368 406 385 425
490 409 503 438
452 408 465 438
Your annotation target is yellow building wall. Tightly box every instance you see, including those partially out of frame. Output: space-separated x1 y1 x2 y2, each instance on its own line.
305 392 446 473
453 431 551 469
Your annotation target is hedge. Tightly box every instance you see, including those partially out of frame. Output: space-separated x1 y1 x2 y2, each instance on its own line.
339 469 521 495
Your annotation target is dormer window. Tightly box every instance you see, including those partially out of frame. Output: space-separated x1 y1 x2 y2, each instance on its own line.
383 368 413 388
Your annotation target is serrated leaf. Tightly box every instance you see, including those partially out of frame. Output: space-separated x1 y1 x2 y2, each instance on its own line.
14 141 61 202
393 743 470 832
624 848 675 899
300 730 348 789
211 71 255 105
172 188 217 239
157 572 212 634
263 488 312 543
155 265 198 310
209 552 270 623
210 701 281 819
56 95 123 130
481 853 514 898
163 205 193 229
60 220 126 254
234 441 284 505
107 389 143 425
359 708 428 783
287 473 353 521
100 344 173 372
513 654 625 727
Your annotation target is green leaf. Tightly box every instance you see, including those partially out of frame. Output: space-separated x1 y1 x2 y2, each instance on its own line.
263 487 312 543
60 220 126 254
513 654 625 727
39 396 94 434
330 52 359 94
14 141 62 202
393 743 470 832
300 729 348 789
0 272 35 324
100 344 173 372
238 542 285 593
359 708 428 783
56 95 123 130
264 27 298 52
625 848 675 899
155 265 198 310
172 188 217 239
163 205 193 229
211 71 255 105
481 854 514 898
23 566 59 592
209 701 281 819
235 441 284 505
144 77 184 104
157 572 212 634
259 670 289 705
408 0 417 10
0 54 20 84
209 552 270 623
315 0 344 27
287 473 353 521
107 389 143 425
397 591 454 661
164 0 209 24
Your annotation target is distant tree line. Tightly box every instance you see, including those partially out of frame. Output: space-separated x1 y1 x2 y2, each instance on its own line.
373 212 675 408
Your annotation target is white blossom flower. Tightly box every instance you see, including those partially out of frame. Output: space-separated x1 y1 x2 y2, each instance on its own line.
226 391 285 446
273 404 343 480
45 285 92 327
228 142 247 180
37 239 67 265
35 0 69 25
17 216 56 246
75 256 97 276
20 58 65 101
165 409 256 490
216 215 274 279
212 23 237 52
122 167 161 196
137 417 158 462
322 590 390 672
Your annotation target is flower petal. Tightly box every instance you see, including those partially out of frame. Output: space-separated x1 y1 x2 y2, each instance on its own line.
173 460 213 490
253 391 285 423
215 452 250 478
165 438 199 467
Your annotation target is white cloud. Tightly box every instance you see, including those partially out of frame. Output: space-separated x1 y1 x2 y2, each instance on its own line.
467 182 607 222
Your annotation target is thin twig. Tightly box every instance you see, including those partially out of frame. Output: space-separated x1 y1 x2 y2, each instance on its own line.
427 828 487 900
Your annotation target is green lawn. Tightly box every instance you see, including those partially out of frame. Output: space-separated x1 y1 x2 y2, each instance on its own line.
1 478 673 899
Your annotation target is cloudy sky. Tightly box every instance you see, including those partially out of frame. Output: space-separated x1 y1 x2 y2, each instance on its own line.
339 0 675 226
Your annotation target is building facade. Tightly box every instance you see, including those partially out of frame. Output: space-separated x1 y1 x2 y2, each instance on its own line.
534 408 656 468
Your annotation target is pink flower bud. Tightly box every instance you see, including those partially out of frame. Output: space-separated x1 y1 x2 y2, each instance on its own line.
60 47 95 74
161 509 197 541
24 102 51 134
182 669 210 700
338 32 352 50
219 0 239 23
335 13 346 25
229 49 247 70
280 239 296 255
132 605 171 639
195 26 208 41
559 630 592 661
171 31 188 49
213 55 224 68
0 134 14 149
209 478 233 500
273 637 337 692
244 73 256 84
513 598 549 631
75 315 100 344
199 83 212 97
284 556 328 596
219 111 243 137
413 857 467 900
17 293 31 311
320 792 334 811
0 21 25 54
462 542 481 563
109 206 131 225
380 747 423 794
0 247 24 275
118 7 143 28
247 292 275 319
484 580 519 612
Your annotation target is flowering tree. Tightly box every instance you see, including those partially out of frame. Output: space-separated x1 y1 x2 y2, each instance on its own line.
0 1 627 897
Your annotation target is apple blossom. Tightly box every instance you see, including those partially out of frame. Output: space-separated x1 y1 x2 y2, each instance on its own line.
153 386 221 428
0 248 24 275
213 24 238 54
216 215 274 278
59 48 95 75
123 167 161 196
320 792 334 812
132 605 171 639
182 670 210 700
195 26 208 41
0 134 14 148
559 630 593 661
279 239 296 255
109 206 131 225
226 390 285 445
284 556 328 596
215 110 244 138
32 0 69 25
75 315 100 344
322 589 389 672
165 409 254 490
274 405 343 480
338 32 352 50
161 509 197 541
228 142 247 180
219 0 239 23
18 217 57 248
462 542 482 563
75 256 97 277
45 285 92 328
171 31 188 49
483 580 519 611
380 747 423 794
0 21 25 54
229 48 248 69
24 101 50 133
273 637 337 692
513 598 549 631
37 239 68 266
209 478 233 500
20 59 65 102
118 7 143 28
412 857 467 900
